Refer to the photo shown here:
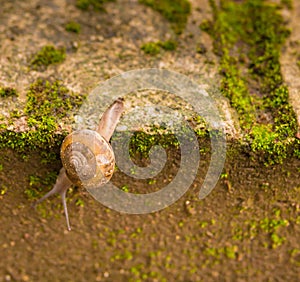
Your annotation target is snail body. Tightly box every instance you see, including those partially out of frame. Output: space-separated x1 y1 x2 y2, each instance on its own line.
34 98 124 231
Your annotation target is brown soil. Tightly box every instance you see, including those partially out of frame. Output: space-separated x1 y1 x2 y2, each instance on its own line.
0 147 300 281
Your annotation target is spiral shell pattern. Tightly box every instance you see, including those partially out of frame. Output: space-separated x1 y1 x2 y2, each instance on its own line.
61 129 115 189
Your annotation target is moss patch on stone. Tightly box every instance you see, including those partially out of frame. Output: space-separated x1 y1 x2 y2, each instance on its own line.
76 0 115 11
113 119 210 163
129 130 180 159
30 45 66 69
0 79 85 152
0 87 18 98
141 42 161 56
202 0 300 164
141 40 177 55
139 0 191 34
65 21 81 33
25 79 84 121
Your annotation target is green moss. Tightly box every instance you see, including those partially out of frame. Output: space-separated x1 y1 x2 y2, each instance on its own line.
25 79 84 120
25 172 57 200
220 54 256 129
260 217 289 248
204 245 238 260
139 0 191 34
128 130 180 159
204 0 299 164
0 87 18 98
248 124 296 165
196 43 207 54
159 40 177 50
232 212 289 249
141 40 177 55
129 264 167 282
30 45 66 69
65 21 81 33
290 248 300 266
0 185 8 196
110 250 133 262
75 198 85 207
76 0 114 11
0 79 85 152
141 42 161 55
199 19 211 33
121 185 129 192
280 0 293 9
114 118 209 157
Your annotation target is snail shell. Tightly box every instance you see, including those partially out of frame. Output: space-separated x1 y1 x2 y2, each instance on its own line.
61 129 115 189
34 98 124 231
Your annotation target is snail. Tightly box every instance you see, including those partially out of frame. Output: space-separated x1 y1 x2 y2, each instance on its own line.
34 98 124 231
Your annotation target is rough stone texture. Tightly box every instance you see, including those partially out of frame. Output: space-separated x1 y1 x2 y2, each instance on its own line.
0 0 299 140
280 1 300 132
0 0 240 139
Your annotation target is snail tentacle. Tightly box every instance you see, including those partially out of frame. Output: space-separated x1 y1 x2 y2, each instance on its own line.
97 97 124 141
60 188 71 231
33 168 72 231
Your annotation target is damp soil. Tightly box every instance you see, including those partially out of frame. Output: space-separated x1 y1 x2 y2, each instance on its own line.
0 144 299 282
